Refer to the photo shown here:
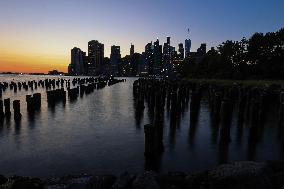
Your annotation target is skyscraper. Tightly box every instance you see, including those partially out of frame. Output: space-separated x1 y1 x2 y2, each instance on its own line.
110 45 121 75
138 52 148 75
130 43 134 56
163 36 171 62
130 53 141 76
145 42 153 75
178 43 184 60
167 36 171 45
185 39 191 58
153 39 162 75
82 53 87 75
68 47 85 75
163 37 173 75
88 40 104 75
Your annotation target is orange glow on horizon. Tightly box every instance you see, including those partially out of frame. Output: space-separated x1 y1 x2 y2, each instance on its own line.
0 52 68 74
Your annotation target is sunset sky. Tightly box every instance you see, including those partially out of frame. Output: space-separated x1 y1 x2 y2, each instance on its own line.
0 0 284 73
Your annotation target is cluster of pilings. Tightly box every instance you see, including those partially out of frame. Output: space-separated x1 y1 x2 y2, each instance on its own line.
0 77 125 95
47 88 67 105
207 84 279 144
80 83 96 96
70 77 126 99
68 87 79 101
108 78 126 86
1 76 126 123
0 78 95 93
26 93 41 112
134 78 198 170
133 78 284 168
0 99 11 120
0 98 22 121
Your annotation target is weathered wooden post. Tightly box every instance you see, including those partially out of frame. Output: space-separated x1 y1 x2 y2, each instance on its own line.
13 84 17 93
33 93 41 109
4 98 11 118
13 100 21 121
26 95 34 112
0 100 4 120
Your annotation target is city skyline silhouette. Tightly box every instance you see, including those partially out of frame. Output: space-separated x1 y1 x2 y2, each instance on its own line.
0 0 284 73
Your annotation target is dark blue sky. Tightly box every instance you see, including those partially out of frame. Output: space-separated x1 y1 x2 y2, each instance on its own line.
0 0 284 72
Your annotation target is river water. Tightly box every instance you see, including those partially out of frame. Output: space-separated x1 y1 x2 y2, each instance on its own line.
0 74 282 177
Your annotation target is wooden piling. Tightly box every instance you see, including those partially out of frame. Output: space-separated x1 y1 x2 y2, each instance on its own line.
13 100 21 120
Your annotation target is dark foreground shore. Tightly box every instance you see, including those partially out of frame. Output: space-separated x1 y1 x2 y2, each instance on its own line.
1 161 284 189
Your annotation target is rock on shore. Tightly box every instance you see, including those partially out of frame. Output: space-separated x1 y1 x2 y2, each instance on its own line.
1 161 284 189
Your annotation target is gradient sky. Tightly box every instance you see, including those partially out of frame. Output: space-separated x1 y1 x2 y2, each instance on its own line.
0 0 284 73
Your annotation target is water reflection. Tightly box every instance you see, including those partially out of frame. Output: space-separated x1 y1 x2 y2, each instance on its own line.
14 120 22 135
133 89 145 128
1 76 284 176
188 103 200 146
144 153 162 172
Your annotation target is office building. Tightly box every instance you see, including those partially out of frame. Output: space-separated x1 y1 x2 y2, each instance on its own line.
145 42 154 75
88 40 104 75
185 38 191 58
178 43 184 60
68 47 85 75
110 45 121 75
153 39 162 75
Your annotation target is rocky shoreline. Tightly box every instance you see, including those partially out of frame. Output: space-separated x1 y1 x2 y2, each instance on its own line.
1 161 284 189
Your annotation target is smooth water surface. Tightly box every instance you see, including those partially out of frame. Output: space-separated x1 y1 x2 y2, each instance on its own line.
0 75 283 177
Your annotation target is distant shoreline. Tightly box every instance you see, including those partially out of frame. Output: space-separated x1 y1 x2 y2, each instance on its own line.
1 74 284 86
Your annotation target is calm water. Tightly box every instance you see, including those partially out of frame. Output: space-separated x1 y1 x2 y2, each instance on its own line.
0 74 283 177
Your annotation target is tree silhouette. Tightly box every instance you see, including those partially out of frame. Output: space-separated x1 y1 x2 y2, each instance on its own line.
177 28 284 80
